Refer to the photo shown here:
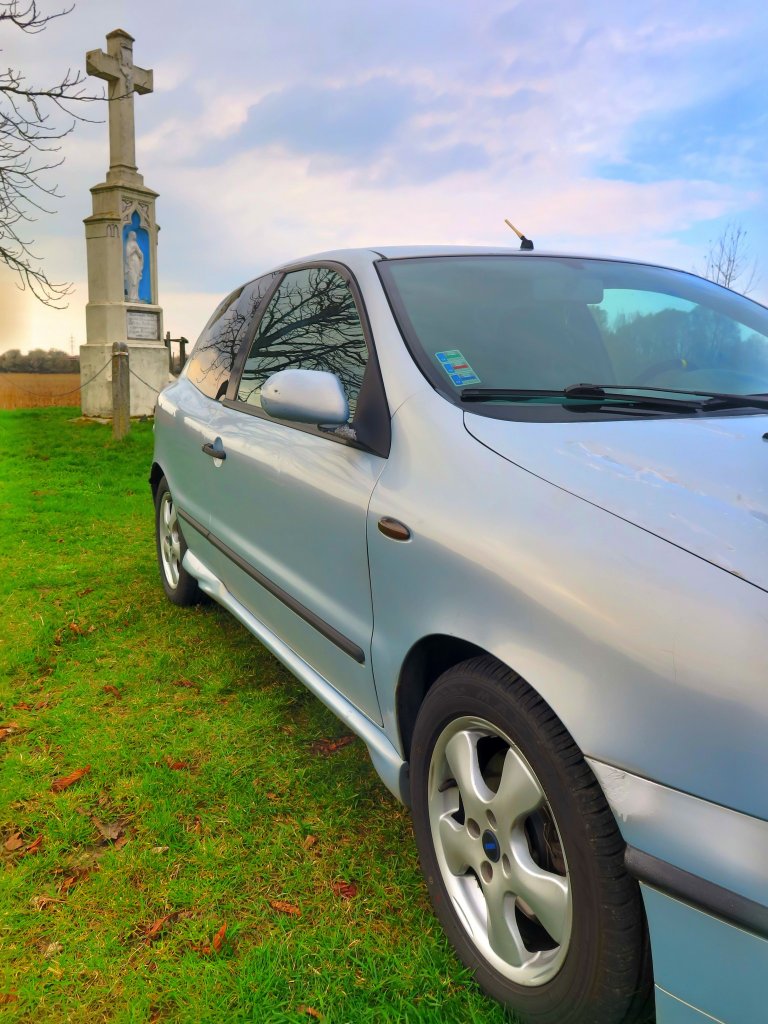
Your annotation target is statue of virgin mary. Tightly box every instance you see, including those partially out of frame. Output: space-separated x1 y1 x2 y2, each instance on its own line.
124 230 144 302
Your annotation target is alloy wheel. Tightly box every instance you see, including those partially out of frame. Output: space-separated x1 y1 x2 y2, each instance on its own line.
159 490 182 589
427 715 572 985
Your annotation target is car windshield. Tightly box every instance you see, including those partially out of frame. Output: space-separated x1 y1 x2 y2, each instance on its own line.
378 255 768 416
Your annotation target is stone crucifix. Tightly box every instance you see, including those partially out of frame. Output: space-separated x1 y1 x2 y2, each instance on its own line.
86 29 153 179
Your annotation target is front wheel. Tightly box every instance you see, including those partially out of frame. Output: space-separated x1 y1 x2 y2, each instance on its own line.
154 476 201 606
410 657 652 1024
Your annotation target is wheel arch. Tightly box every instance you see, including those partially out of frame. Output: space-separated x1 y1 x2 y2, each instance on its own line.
396 636 588 772
397 634 489 760
149 461 164 501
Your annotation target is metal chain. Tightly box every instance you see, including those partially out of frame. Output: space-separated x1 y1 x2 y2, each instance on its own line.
0 358 113 399
128 366 162 394
3 358 167 402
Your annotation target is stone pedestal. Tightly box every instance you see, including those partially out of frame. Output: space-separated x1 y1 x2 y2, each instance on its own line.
80 342 169 417
80 29 169 418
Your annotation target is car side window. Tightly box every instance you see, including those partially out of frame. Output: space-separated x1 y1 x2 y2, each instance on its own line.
185 272 279 401
236 267 368 422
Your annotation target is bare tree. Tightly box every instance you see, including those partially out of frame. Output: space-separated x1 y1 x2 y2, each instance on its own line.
1 1 98 305
703 222 759 296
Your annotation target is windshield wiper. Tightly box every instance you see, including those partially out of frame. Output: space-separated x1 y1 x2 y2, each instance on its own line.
460 384 768 412
566 384 768 411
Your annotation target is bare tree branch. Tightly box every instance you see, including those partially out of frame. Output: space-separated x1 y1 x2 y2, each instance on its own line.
1 1 102 305
0 0 73 32
703 222 759 296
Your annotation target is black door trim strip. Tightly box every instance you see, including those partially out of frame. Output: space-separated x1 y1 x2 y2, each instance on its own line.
177 508 366 665
625 845 768 940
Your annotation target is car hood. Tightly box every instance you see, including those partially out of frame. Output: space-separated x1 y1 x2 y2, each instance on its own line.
464 411 768 591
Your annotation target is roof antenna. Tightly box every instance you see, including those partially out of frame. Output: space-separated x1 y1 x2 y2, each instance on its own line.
504 218 534 250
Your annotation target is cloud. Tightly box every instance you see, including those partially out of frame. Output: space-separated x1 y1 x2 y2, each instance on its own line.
5 0 768 353
234 77 415 159
596 85 767 186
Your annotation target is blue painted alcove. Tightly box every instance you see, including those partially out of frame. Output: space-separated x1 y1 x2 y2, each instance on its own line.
122 211 151 303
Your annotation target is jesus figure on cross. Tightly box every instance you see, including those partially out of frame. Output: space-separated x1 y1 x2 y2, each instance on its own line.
86 28 153 178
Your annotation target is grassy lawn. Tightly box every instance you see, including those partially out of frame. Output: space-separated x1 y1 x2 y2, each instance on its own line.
0 407 511 1024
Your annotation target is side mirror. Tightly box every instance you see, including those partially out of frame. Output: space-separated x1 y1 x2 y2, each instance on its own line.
260 368 349 425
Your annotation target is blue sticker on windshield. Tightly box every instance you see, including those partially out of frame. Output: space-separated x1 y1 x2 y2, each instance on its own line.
435 349 481 386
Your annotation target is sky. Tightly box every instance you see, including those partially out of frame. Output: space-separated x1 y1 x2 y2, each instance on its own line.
1 0 767 354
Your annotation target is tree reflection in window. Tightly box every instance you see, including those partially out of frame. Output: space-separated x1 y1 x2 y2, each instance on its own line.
237 268 368 420
186 273 279 401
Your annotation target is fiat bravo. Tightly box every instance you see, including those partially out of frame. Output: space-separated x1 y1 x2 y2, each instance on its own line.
151 248 768 1024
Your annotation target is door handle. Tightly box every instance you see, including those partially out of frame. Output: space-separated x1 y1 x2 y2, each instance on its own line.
378 517 411 541
201 441 226 460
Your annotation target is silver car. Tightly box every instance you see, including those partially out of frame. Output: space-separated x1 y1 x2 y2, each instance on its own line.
151 248 768 1024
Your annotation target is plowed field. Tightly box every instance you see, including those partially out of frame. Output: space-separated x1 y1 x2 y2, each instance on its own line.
0 372 80 409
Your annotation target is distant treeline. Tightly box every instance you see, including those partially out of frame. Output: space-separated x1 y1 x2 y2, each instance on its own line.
0 348 80 373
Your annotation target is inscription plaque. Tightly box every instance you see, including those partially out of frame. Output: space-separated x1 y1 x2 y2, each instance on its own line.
127 309 159 340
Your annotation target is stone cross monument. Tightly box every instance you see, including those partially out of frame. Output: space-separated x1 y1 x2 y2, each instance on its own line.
79 29 168 417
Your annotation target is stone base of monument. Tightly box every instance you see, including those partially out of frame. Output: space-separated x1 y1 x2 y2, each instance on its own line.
79 343 170 417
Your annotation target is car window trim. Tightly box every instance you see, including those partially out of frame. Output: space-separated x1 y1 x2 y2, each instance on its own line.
227 259 391 458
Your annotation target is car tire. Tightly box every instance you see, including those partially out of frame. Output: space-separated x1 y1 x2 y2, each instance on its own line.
410 656 653 1024
154 476 201 606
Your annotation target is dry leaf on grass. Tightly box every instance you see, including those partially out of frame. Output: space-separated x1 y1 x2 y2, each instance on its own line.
0 994 18 1005
43 942 63 959
164 756 191 771
0 722 22 742
24 835 43 856
269 899 301 917
68 621 84 635
331 881 357 900
32 894 62 910
302 834 318 850
309 735 355 756
77 587 94 597
143 916 170 940
5 833 43 855
13 701 33 710
58 875 78 896
91 818 125 843
297 1007 323 1020
211 923 227 952
151 845 169 855
172 678 198 689
194 922 227 955
102 685 121 698
51 766 91 792
141 912 180 942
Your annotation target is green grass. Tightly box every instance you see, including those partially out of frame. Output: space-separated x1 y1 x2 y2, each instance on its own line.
0 407 511 1024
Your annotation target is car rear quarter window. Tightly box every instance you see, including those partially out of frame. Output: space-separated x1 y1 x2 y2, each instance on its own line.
185 272 279 401
236 267 368 421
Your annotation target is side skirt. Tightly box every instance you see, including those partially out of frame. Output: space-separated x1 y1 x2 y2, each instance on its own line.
183 549 411 806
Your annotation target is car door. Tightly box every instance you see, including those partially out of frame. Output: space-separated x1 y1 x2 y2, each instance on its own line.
202 264 389 723
164 272 281 545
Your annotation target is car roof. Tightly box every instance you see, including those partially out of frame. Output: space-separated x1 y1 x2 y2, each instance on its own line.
277 245 686 275
289 245 620 261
